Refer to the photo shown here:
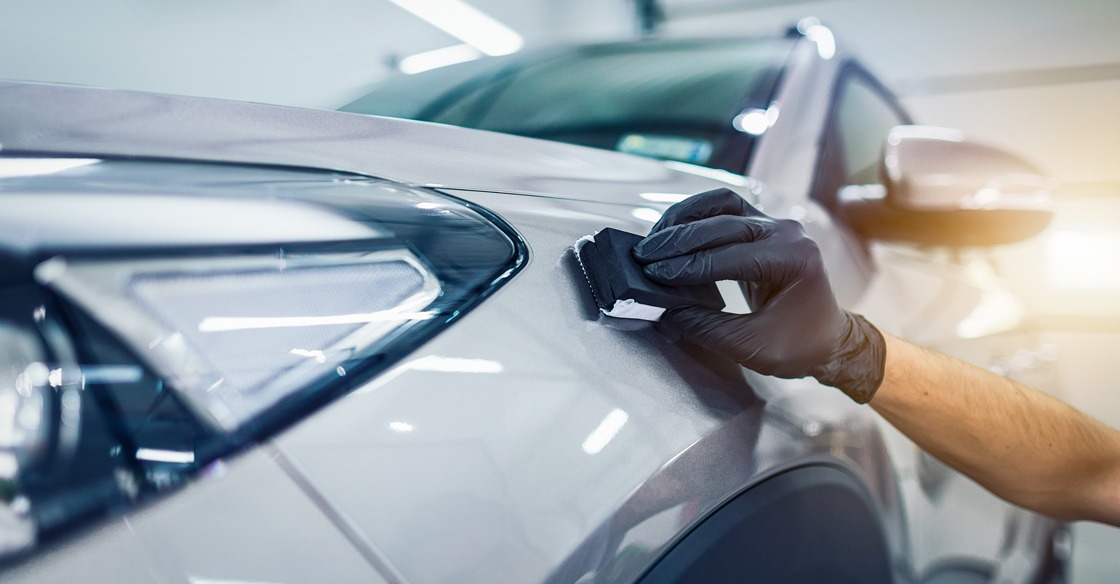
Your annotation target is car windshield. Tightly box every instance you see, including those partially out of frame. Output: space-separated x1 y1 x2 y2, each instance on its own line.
341 38 795 173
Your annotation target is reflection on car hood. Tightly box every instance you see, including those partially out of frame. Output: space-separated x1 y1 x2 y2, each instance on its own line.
0 81 742 204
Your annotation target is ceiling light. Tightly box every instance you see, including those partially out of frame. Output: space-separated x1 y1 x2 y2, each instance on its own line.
389 0 524 56
399 44 482 74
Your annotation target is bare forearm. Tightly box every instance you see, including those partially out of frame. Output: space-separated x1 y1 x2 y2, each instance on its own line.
870 333 1120 525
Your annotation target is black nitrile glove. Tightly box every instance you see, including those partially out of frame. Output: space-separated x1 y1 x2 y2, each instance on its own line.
633 188 886 403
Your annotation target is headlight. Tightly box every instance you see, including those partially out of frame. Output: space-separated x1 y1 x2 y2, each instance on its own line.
38 248 441 431
0 157 526 560
0 323 50 556
0 316 83 558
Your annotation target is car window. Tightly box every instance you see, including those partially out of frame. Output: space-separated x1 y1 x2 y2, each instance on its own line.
447 44 783 132
341 39 794 173
813 67 909 214
341 54 518 120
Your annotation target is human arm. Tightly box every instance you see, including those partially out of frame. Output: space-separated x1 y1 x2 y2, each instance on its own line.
635 188 1120 525
873 333 1120 524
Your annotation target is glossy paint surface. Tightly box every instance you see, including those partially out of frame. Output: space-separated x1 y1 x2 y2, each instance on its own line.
0 35 1059 583
1 449 392 584
272 190 903 583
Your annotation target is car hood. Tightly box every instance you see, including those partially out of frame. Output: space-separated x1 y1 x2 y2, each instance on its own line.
0 81 745 204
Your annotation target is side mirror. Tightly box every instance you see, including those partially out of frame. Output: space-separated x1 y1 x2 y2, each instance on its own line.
840 125 1053 246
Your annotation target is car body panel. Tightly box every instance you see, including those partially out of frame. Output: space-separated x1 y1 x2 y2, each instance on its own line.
271 190 901 584
0 156 901 583
0 30 1061 581
1 449 391 584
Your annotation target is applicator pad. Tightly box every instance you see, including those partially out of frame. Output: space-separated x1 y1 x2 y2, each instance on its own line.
574 228 724 321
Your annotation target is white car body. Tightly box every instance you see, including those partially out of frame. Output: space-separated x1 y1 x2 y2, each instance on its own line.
0 33 1059 584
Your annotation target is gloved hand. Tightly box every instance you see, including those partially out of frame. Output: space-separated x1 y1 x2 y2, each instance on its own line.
632 188 886 403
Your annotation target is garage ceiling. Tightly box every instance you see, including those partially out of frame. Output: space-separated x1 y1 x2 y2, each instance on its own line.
0 0 1117 192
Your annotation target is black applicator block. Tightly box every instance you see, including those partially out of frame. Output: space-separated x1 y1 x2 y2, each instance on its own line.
577 228 725 312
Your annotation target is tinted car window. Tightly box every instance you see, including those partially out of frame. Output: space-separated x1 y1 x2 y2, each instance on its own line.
813 67 910 214
834 74 907 185
341 39 795 173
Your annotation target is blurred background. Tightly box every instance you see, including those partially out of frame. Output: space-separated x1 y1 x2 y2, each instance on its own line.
1 0 1118 580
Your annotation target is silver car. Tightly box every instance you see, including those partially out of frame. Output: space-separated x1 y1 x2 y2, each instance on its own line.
0 25 1062 584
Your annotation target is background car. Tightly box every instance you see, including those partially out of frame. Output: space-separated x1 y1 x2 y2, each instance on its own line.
0 24 1063 584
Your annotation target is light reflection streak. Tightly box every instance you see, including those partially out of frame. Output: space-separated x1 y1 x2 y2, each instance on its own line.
798 18 836 60
389 421 414 432
581 408 629 454
639 192 691 204
0 158 100 178
81 365 144 384
733 103 781 137
806 25 835 59
733 109 770 136
407 356 504 373
136 448 195 464
631 208 663 223
353 355 503 394
198 310 436 332
662 161 751 187
290 348 328 363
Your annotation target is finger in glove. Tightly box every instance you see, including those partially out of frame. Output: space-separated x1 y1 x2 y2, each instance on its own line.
633 214 778 263
641 236 821 288
649 187 761 233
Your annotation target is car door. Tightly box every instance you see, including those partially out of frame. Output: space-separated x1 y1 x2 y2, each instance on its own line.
811 62 1053 582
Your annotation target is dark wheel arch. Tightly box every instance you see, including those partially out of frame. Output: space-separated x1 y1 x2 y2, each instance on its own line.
638 464 894 584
